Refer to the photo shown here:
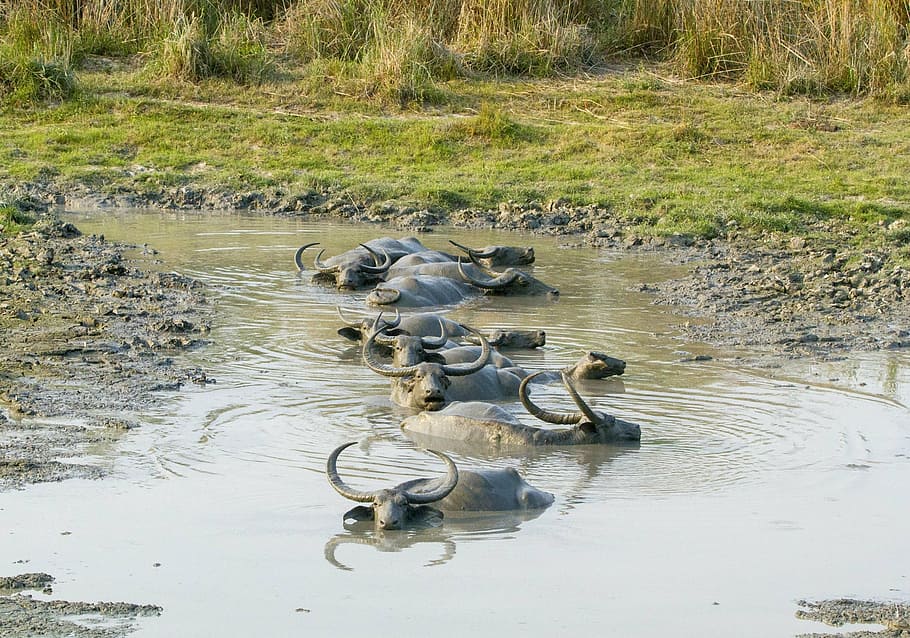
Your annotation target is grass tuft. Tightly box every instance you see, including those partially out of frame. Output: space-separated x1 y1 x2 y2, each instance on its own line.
0 204 35 236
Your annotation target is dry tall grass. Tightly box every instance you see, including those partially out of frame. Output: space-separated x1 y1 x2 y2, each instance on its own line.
3 0 910 100
614 0 910 95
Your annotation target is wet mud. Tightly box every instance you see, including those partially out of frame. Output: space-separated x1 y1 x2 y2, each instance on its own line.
1 214 211 489
0 572 161 638
797 599 910 637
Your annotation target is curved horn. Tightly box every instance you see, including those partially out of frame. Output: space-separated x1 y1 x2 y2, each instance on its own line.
402 450 459 504
519 371 583 425
560 371 600 424
326 442 376 503
362 328 420 377
457 259 517 290
294 242 319 271
336 305 363 328
313 248 340 273
359 244 392 274
440 325 490 376
449 239 496 260
369 310 402 344
420 317 449 349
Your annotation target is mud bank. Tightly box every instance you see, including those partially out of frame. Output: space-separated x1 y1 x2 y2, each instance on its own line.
1 213 212 488
0 572 161 638
797 599 910 637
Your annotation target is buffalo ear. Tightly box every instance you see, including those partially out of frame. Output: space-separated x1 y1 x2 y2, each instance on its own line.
409 506 444 528
343 505 374 524
338 327 363 342
425 353 447 365
579 422 597 436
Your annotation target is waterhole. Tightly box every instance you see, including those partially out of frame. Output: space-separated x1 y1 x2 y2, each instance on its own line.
2 210 908 637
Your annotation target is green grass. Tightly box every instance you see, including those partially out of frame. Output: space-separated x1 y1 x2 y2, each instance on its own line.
0 204 34 235
1 59 909 255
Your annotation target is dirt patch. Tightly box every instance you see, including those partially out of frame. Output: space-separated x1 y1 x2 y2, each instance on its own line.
647 239 910 363
797 598 910 637
0 572 161 638
1 213 212 489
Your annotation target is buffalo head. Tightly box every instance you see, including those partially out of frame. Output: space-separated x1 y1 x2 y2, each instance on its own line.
449 240 535 267
456 259 558 297
295 242 391 290
520 371 641 442
327 442 459 530
363 323 491 410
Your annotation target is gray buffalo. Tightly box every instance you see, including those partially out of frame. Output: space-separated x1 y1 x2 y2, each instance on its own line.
336 308 547 349
563 351 626 380
363 325 525 410
363 313 622 380
369 322 516 370
450 240 535 267
401 370 642 447
295 236 427 290
327 442 554 530
366 274 480 308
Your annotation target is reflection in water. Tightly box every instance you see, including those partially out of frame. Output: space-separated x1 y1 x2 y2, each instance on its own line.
324 509 548 571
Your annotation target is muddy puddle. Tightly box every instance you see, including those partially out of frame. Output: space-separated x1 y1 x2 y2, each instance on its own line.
2 210 909 637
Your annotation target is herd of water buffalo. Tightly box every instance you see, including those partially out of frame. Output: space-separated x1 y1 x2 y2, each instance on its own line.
295 235 642 531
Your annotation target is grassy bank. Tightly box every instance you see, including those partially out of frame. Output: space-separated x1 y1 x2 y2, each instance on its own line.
3 61 909 246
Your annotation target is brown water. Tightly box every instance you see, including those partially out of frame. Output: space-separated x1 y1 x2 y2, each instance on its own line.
2 210 909 636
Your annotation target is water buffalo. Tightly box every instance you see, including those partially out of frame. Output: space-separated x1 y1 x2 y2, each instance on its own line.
400 370 642 447
366 274 480 308
327 442 554 530
450 240 535 267
456 260 559 297
563 351 626 380
363 325 525 410
336 308 547 349
295 236 427 289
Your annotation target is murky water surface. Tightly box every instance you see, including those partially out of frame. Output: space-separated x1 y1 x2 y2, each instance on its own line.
3 211 909 636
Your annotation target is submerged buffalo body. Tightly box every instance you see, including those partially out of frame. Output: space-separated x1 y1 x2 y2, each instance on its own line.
327 442 553 530
401 371 642 447
385 259 490 282
336 309 546 349
366 275 480 308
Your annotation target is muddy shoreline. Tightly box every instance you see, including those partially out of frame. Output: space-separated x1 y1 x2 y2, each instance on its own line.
1 212 212 489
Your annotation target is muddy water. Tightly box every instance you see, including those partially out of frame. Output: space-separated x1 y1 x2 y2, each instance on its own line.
3 210 910 637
